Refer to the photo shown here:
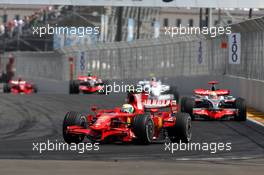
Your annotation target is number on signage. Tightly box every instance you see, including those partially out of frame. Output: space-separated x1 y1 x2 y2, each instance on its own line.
231 35 238 62
80 52 85 71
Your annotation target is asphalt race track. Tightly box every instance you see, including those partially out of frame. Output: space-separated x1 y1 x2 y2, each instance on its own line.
0 93 264 162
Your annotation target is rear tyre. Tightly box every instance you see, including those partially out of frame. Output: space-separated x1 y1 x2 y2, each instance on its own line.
181 97 195 120
3 83 11 93
69 80 75 94
63 111 88 144
181 97 187 112
168 86 179 102
69 80 79 94
167 112 192 143
234 98 247 121
33 85 38 93
132 114 154 144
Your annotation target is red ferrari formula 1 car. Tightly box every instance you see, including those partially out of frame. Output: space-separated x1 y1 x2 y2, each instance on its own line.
69 73 109 94
181 81 246 121
63 92 192 144
3 78 38 94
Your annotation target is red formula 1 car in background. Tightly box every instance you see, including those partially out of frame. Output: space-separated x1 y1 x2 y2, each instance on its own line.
69 72 109 94
3 78 38 94
181 81 246 121
63 92 192 144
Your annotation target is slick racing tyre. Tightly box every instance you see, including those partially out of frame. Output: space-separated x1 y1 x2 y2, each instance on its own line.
167 112 192 143
3 83 11 93
181 97 195 120
32 85 38 93
69 80 80 94
132 114 154 144
234 98 247 121
63 111 88 144
167 86 179 102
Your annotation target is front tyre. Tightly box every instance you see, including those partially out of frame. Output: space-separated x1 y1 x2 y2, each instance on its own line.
132 114 154 144
69 80 79 94
63 111 88 144
3 83 11 93
235 98 247 121
167 112 192 143
32 85 38 93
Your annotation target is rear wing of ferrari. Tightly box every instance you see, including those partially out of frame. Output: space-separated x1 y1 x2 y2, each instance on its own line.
127 92 178 113
143 99 178 113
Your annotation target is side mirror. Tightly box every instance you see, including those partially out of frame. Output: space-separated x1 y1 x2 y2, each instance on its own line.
91 106 97 112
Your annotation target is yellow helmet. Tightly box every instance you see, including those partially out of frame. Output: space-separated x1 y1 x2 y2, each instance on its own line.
121 104 134 113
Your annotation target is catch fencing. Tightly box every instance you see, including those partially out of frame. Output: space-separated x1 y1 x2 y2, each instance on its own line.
61 35 211 80
61 16 264 81
1 17 264 111
1 17 264 82
230 17 264 80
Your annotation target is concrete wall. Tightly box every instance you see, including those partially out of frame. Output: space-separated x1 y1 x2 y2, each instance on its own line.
12 51 69 81
223 76 264 113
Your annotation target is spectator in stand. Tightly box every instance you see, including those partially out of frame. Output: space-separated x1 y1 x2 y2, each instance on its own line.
7 20 15 38
13 19 18 28
0 24 5 35
18 19 24 35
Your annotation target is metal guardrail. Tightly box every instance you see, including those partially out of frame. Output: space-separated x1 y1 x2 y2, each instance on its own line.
61 35 210 79
61 16 264 81
1 16 263 82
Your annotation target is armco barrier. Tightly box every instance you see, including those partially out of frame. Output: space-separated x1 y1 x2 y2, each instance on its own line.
60 35 210 80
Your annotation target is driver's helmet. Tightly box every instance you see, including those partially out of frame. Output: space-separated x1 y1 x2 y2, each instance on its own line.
151 77 157 82
87 72 92 77
209 92 218 99
18 77 22 82
211 85 216 91
150 77 158 87
121 104 134 113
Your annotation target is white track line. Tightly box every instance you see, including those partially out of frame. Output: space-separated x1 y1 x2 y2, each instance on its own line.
247 118 264 127
174 156 259 161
